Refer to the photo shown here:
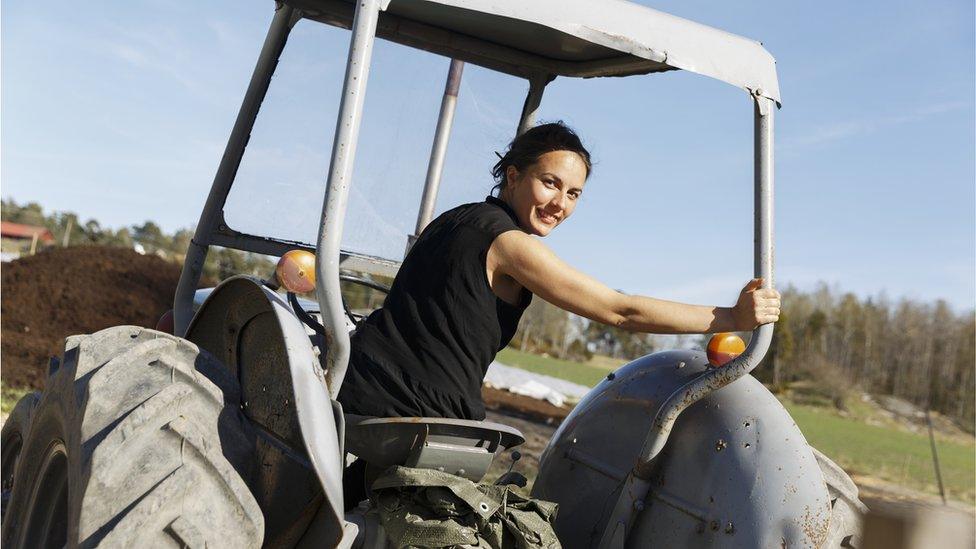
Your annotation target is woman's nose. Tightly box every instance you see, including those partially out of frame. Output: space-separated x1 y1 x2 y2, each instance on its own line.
550 193 568 210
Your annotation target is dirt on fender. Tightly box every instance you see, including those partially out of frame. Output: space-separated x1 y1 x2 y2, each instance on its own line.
1 246 186 390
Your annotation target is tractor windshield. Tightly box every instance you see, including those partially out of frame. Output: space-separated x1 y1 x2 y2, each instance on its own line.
223 19 529 262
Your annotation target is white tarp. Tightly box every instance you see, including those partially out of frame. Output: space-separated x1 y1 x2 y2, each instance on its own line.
484 361 592 407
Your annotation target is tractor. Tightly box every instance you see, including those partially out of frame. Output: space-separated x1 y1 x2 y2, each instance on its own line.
1 1 866 547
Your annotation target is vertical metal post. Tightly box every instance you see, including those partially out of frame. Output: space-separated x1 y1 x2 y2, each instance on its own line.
408 59 464 251
173 5 298 336
925 408 948 504
318 0 382 398
754 93 775 289
596 94 776 549
516 75 550 136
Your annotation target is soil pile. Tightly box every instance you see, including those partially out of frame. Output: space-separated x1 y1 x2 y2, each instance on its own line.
2 246 182 389
482 386 570 425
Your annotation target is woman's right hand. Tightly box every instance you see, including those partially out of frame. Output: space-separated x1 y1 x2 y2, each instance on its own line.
732 278 781 331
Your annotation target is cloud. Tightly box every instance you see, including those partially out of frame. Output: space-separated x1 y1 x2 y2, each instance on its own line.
783 100 970 150
107 43 149 67
207 20 238 47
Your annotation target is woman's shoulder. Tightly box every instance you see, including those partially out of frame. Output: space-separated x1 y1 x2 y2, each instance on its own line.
439 196 521 236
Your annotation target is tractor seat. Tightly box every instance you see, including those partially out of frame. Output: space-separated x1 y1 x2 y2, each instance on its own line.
344 415 525 482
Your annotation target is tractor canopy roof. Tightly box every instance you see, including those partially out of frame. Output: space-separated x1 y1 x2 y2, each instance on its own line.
287 0 781 103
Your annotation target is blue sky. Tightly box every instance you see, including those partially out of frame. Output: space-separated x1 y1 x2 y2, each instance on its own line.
2 0 974 312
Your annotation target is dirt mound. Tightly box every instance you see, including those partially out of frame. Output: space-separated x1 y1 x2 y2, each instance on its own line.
2 246 183 389
482 386 570 425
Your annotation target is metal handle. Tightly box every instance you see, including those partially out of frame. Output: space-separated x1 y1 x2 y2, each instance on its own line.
596 94 775 549
635 93 775 476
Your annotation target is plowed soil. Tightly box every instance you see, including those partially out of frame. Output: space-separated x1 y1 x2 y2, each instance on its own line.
0 246 561 425
1 246 185 389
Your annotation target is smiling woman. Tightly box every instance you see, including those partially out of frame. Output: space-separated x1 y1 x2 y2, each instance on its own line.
337 121 780 423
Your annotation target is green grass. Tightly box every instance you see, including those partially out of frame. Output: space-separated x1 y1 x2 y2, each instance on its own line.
786 403 975 504
2 383 33 415
495 348 617 387
496 349 976 504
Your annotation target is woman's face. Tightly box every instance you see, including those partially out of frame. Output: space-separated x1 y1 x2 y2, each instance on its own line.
503 150 588 237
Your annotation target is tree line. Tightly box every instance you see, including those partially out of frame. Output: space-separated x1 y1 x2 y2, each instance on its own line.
1 199 275 281
512 283 974 429
759 284 974 428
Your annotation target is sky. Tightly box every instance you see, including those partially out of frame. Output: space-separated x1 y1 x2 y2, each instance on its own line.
2 0 974 312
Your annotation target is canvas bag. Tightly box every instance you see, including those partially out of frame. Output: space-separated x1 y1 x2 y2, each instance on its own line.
370 466 561 549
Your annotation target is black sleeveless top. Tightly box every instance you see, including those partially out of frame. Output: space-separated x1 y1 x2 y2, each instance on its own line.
337 196 532 420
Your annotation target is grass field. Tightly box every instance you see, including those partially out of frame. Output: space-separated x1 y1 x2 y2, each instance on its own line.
787 404 975 504
496 348 976 505
1 384 32 416
495 348 624 387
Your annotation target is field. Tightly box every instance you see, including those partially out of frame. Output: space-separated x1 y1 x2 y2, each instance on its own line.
495 348 623 387
496 348 976 506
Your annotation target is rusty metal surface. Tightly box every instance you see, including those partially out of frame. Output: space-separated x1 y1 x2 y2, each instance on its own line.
532 350 831 549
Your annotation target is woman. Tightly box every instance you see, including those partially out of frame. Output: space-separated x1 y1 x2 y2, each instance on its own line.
337 122 780 421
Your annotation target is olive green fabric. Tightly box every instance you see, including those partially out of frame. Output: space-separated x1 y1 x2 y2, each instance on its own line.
371 466 561 548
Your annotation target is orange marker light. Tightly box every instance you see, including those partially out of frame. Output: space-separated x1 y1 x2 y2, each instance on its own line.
707 333 745 367
276 250 317 294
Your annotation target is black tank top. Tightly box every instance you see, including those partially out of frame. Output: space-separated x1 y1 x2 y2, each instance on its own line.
337 196 532 420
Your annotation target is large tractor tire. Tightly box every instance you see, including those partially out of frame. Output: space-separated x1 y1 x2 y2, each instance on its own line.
1 391 40 522
814 446 869 548
0 326 264 548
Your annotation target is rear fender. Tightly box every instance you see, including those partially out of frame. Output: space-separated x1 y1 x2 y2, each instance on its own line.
532 350 831 549
185 276 345 547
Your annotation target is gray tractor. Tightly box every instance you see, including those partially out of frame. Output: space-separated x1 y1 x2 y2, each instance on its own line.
1 1 867 547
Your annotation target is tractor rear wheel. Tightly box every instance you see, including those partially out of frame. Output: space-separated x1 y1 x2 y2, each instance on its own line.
814 446 869 548
0 326 264 548
1 391 40 523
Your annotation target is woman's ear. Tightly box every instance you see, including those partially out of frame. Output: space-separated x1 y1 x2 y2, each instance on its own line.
506 165 520 188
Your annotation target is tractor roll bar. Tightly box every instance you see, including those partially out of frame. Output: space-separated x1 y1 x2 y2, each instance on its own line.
596 93 775 548
318 0 383 398
173 5 300 337
517 74 552 136
637 93 775 477
410 59 465 250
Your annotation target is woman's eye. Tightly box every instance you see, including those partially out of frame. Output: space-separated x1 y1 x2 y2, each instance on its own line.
543 179 556 187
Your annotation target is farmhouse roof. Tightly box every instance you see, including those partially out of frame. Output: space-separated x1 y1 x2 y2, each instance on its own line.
1 221 55 243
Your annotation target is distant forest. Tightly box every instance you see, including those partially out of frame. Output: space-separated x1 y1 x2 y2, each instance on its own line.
4 198 974 428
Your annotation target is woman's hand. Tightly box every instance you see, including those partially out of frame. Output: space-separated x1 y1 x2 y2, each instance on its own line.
732 278 781 331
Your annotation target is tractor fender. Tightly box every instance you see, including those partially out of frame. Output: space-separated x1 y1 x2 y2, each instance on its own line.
185 276 346 547
532 350 831 549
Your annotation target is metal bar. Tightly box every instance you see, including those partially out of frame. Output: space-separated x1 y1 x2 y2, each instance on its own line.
517 75 551 135
317 0 382 398
597 94 775 548
635 95 776 474
409 58 464 251
173 5 299 336
208 230 401 278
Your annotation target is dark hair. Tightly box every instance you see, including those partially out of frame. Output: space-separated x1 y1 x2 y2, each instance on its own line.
491 121 592 195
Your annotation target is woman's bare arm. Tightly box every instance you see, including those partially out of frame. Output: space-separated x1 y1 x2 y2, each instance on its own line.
489 230 780 334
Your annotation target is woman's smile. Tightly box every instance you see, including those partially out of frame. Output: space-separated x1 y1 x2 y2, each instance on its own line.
536 207 559 225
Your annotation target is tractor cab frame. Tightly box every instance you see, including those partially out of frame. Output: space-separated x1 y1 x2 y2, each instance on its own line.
172 0 789 546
